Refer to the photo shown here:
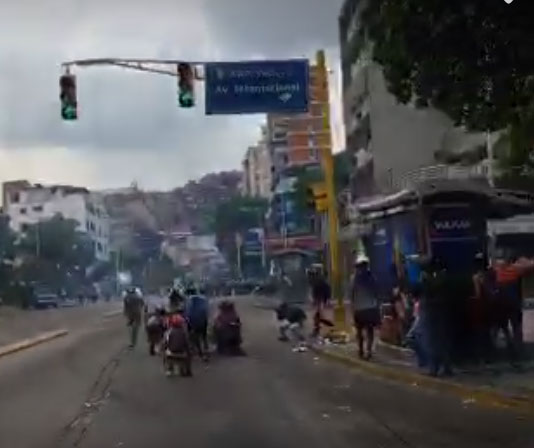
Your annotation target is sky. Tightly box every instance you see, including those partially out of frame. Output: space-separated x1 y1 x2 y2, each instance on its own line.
0 0 345 191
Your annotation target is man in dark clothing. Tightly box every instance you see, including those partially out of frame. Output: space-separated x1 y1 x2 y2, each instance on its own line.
276 302 307 350
123 287 145 349
185 288 210 361
420 258 453 377
308 268 334 338
350 255 380 359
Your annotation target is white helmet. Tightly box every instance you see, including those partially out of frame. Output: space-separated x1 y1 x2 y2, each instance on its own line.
355 254 370 265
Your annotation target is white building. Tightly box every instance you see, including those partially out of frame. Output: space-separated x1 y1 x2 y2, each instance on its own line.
339 0 489 197
3 182 111 262
241 135 273 199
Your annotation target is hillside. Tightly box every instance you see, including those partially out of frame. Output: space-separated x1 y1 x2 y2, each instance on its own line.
103 171 242 235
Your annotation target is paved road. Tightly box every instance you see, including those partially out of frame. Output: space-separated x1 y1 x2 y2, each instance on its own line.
1 299 533 448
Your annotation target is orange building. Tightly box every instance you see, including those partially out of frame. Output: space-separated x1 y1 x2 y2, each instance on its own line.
268 64 331 177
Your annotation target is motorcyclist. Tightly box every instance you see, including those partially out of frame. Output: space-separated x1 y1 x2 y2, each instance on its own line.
163 313 193 377
185 287 210 361
213 300 243 355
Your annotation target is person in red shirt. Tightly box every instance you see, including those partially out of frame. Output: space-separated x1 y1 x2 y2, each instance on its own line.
493 254 534 362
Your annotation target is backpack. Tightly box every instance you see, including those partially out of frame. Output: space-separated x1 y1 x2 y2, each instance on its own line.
166 327 189 355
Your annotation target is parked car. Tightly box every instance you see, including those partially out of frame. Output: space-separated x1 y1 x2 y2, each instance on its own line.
30 290 60 309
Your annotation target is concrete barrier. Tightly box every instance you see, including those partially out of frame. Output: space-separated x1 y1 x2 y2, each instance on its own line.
0 329 69 359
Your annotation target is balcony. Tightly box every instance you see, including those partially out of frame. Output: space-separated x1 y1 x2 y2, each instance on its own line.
394 164 489 191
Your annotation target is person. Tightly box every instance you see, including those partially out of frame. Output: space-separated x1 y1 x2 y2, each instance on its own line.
145 306 167 356
123 287 145 349
308 267 334 338
275 301 307 351
163 313 193 377
493 253 534 363
405 290 427 368
185 287 210 361
420 257 453 377
350 255 380 360
213 300 243 355
471 253 497 363
168 286 186 314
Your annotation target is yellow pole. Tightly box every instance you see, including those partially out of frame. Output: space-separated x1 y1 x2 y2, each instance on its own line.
316 50 347 341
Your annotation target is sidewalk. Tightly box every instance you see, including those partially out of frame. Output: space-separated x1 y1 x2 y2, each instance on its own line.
0 301 121 347
311 309 534 414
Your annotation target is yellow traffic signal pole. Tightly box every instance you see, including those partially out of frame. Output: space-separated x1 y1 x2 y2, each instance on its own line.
316 50 347 342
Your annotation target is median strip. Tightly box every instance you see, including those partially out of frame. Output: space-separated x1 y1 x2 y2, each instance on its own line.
0 329 69 359
311 345 534 416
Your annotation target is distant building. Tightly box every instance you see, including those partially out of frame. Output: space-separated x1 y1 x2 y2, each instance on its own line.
339 0 489 197
2 181 111 261
241 137 272 199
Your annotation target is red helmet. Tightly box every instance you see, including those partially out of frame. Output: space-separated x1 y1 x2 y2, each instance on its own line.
168 314 185 328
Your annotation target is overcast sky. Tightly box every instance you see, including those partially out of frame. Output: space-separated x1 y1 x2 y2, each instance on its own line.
0 0 345 191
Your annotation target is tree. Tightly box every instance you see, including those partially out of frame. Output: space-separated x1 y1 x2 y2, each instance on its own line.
361 0 534 133
212 196 268 266
16 215 95 287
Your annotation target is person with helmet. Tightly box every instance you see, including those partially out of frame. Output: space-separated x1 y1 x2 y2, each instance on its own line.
185 286 210 361
123 286 145 349
163 313 192 377
350 254 380 360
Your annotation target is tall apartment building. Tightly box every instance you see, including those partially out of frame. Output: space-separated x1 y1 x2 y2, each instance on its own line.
339 0 488 198
265 63 331 253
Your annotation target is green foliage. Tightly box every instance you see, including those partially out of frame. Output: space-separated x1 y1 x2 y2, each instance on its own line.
15 215 95 288
362 0 534 132
212 196 268 264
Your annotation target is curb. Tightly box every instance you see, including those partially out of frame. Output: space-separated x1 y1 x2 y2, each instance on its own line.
0 329 69 359
311 345 534 416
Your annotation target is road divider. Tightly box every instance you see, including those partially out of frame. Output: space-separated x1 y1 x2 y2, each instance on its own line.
311 345 534 416
0 329 69 359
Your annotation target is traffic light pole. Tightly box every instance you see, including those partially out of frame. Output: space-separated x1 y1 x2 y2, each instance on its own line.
316 50 348 343
62 58 204 79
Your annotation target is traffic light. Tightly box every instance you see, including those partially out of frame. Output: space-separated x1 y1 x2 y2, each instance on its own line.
306 183 328 212
59 73 78 120
177 63 195 108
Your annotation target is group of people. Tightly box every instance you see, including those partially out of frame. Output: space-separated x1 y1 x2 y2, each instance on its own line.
388 252 534 375
275 249 533 378
122 285 244 377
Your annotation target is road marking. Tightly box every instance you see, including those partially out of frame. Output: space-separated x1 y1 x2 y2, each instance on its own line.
0 329 69 359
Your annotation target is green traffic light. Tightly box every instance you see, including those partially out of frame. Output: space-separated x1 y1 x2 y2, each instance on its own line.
61 104 78 120
179 91 194 108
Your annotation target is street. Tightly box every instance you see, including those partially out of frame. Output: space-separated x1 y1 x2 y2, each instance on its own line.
0 298 532 448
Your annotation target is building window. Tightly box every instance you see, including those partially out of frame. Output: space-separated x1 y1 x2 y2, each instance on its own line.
21 223 29 232
10 192 20 204
97 242 103 253
19 208 27 215
32 205 43 212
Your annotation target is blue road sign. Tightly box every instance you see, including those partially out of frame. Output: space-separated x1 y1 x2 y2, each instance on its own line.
205 60 310 115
